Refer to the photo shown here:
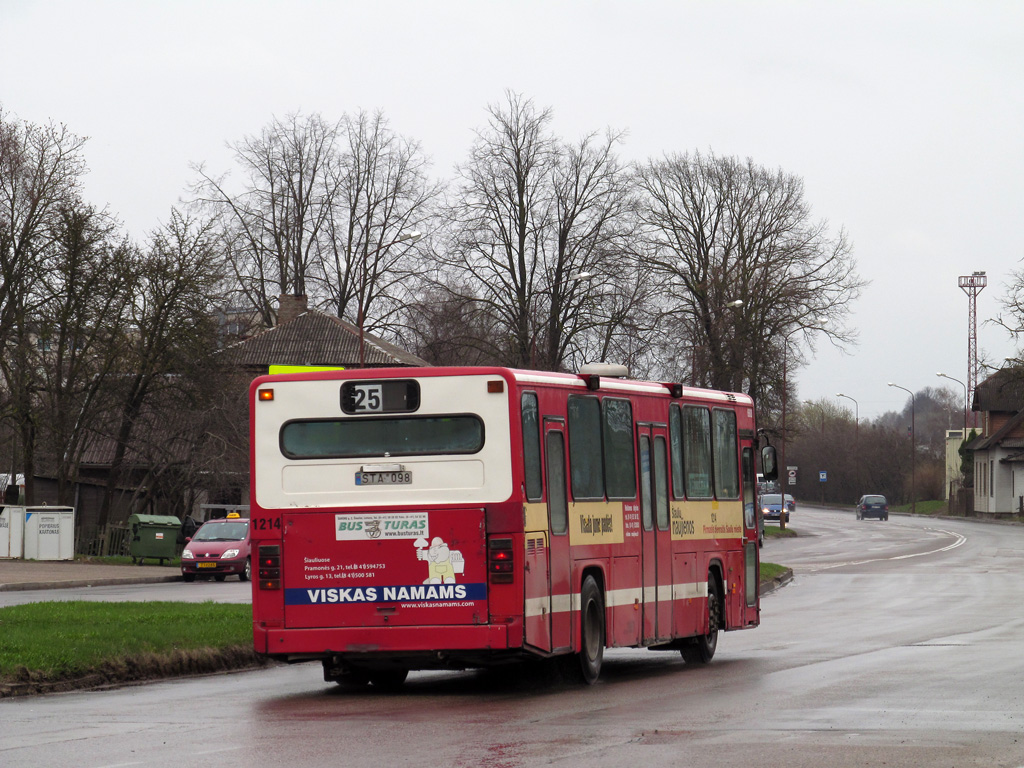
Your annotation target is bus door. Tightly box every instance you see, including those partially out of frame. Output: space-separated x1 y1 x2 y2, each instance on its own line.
637 424 672 643
544 420 573 652
741 444 760 624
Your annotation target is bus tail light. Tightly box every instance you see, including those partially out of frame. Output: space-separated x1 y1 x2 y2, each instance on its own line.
488 537 514 584
258 544 281 590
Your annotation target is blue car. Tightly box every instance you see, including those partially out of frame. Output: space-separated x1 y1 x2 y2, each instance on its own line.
760 493 790 524
856 494 889 521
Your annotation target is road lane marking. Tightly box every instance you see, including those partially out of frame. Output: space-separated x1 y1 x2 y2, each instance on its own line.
800 528 967 571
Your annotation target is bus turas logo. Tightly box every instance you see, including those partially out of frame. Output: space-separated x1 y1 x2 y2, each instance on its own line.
335 512 428 541
414 537 465 584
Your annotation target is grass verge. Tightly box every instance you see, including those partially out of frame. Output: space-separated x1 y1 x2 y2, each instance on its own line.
760 562 787 583
0 601 265 697
764 524 797 540
891 499 947 516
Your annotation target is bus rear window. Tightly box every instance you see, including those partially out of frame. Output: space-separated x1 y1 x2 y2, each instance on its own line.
280 416 484 459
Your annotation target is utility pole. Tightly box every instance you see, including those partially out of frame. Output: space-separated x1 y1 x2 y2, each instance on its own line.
959 272 986 427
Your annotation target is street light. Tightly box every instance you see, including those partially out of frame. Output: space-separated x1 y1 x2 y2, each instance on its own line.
888 382 916 514
836 392 858 439
357 230 422 367
936 372 968 436
779 326 806 479
803 400 825 504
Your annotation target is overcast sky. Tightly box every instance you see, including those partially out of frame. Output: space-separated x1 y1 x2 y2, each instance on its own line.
3 0 1022 420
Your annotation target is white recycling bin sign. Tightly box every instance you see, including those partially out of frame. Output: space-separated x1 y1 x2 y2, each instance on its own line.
0 506 25 558
23 507 75 560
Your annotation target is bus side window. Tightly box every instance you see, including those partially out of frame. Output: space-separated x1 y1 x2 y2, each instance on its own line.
568 396 604 500
654 435 669 530
683 406 713 499
546 431 568 535
713 408 739 499
670 404 684 499
603 397 636 499
522 392 543 500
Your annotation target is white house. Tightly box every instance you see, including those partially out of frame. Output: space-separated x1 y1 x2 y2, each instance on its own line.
968 370 1024 515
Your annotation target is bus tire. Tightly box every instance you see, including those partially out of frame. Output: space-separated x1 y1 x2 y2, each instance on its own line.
369 669 409 691
681 574 719 665
563 575 605 685
324 661 370 688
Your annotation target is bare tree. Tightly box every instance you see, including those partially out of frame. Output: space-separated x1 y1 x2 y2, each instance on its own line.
314 110 439 337
995 265 1024 355
95 210 223 527
33 203 135 505
191 113 340 326
429 92 638 371
0 107 88 502
635 151 864 413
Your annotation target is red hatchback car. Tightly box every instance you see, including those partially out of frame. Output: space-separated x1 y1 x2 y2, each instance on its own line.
181 514 251 582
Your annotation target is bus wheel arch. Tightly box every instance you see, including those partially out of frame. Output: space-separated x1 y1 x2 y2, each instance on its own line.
682 568 721 665
563 570 605 684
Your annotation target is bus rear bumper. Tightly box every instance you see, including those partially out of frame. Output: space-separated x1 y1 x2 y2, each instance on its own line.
257 623 512 657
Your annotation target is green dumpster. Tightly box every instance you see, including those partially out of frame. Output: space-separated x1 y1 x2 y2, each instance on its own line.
127 514 182 565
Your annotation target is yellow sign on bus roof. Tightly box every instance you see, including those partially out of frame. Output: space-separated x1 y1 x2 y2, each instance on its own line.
268 365 345 375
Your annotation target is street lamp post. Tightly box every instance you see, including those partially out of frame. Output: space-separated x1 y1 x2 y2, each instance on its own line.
356 230 422 367
837 392 859 495
779 326 804 482
888 382 916 514
936 372 968 437
836 392 859 439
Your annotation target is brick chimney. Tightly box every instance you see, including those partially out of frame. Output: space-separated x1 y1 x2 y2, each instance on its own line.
277 294 308 326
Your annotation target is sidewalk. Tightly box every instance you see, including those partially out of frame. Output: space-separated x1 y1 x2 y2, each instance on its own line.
0 559 181 591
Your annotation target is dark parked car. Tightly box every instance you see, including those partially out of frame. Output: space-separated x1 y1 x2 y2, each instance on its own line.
760 493 789 524
856 494 889 520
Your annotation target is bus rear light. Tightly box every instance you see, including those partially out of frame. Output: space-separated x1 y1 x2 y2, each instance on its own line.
258 388 274 401
488 537 514 583
259 545 281 589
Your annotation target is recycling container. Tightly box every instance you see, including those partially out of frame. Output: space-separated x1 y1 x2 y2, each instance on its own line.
22 507 75 560
127 514 182 565
0 505 26 558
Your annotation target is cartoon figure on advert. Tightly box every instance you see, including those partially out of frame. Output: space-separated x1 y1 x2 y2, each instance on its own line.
414 536 465 584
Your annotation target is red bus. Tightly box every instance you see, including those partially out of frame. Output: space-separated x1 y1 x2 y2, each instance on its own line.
249 364 777 687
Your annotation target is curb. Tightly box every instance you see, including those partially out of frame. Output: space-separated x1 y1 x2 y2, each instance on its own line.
0 575 182 592
759 568 793 596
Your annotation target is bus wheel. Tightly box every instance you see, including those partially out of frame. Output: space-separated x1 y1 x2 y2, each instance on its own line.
368 669 409 691
681 575 720 665
324 662 370 688
563 575 604 684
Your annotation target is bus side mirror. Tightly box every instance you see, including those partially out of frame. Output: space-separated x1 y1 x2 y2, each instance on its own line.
761 445 778 481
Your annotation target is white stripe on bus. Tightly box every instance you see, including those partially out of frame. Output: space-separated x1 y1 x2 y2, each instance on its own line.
524 581 710 618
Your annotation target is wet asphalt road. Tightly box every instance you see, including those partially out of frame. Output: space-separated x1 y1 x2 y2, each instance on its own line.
2 507 1023 768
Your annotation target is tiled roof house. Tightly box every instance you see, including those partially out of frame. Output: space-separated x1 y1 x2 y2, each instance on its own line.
968 368 1024 514
217 294 429 371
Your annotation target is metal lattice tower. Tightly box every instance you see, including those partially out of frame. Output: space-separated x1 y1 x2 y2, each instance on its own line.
959 271 987 421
